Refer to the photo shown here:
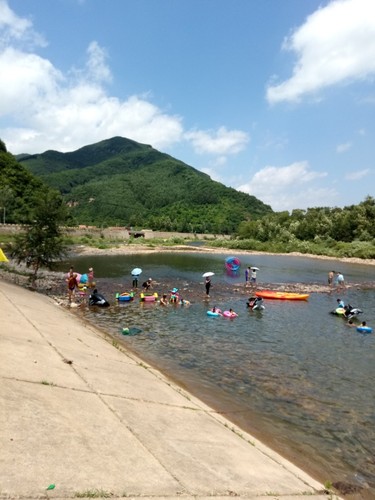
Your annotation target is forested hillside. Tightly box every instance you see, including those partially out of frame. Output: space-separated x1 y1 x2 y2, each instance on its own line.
2 136 375 259
0 139 54 224
18 137 273 233
237 199 375 243
225 197 375 258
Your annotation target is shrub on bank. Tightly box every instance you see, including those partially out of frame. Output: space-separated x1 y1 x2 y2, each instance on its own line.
208 237 375 260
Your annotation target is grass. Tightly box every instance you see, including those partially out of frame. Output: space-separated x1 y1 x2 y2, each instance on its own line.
111 340 120 349
208 237 375 260
74 489 113 498
2 228 375 260
41 380 55 386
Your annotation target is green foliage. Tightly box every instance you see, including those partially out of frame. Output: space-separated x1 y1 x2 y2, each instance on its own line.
18 136 272 233
209 236 375 259
11 191 68 285
236 196 375 256
0 141 51 223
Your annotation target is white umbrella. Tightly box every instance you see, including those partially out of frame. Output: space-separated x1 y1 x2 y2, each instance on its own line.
131 267 142 276
202 272 215 277
251 267 260 271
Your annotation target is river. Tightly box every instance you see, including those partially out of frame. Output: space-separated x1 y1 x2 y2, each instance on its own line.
62 251 375 498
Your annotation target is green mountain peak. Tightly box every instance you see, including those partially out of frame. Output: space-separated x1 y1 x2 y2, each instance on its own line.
19 136 272 232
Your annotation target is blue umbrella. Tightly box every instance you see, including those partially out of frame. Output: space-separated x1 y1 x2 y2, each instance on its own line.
131 267 142 276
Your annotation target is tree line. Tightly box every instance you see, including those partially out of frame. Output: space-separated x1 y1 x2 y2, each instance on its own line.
225 196 375 259
237 197 375 243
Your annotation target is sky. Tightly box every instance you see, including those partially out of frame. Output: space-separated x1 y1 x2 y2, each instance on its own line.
0 0 374 212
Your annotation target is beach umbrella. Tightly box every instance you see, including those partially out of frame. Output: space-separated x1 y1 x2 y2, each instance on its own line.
202 272 215 277
131 267 142 276
251 267 260 271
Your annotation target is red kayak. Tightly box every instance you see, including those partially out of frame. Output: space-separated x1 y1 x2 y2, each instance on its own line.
255 290 309 301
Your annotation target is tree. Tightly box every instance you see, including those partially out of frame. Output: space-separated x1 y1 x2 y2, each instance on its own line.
0 139 48 224
12 191 68 286
0 185 14 224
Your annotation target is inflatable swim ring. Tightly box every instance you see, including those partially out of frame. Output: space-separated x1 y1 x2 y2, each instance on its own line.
225 256 241 272
116 292 134 302
223 310 238 318
140 292 158 302
122 327 142 335
332 307 346 316
207 308 222 317
79 273 88 284
356 326 372 334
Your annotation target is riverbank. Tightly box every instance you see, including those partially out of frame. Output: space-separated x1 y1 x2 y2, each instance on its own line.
0 246 374 496
1 242 375 302
0 278 331 499
71 241 375 266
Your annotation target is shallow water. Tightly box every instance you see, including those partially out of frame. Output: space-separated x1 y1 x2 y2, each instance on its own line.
63 252 375 496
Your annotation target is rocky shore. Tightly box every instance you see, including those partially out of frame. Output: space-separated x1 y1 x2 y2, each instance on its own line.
1 243 375 307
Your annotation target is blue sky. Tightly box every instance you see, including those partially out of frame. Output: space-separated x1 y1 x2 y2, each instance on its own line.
0 0 374 212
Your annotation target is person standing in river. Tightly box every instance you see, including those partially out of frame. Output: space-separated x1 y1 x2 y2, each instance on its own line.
66 268 78 303
245 266 251 286
336 272 345 290
132 274 139 289
250 267 257 285
328 270 334 286
205 276 211 297
88 267 94 288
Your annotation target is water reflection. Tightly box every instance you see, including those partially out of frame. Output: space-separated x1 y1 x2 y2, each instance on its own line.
64 252 375 496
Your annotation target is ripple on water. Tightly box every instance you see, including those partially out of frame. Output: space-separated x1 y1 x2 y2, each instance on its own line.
69 253 375 497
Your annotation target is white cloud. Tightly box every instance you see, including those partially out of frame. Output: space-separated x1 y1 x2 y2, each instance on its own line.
252 161 326 186
0 1 247 158
0 47 62 115
336 142 352 153
345 168 370 180
0 0 46 49
0 1 184 155
237 161 334 211
2 84 184 153
266 0 375 104
85 41 112 84
185 127 249 155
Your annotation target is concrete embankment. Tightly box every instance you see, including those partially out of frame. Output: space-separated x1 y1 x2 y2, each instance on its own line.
0 279 335 499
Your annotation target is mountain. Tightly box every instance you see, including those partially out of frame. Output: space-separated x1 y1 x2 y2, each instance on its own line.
18 136 273 233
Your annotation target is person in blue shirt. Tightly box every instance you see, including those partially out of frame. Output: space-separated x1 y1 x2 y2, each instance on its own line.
337 298 345 308
336 272 345 289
